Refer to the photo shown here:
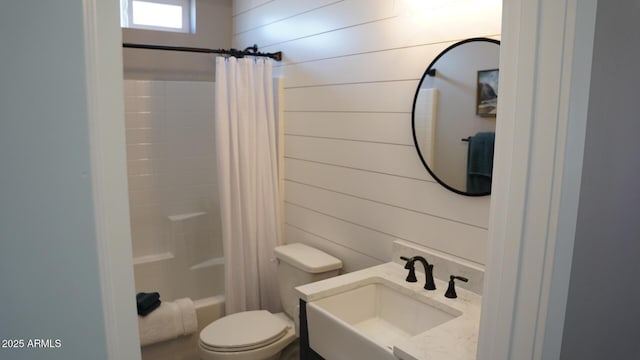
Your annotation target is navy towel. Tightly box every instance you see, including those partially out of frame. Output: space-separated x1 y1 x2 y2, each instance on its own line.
138 299 161 316
136 292 161 316
466 132 495 193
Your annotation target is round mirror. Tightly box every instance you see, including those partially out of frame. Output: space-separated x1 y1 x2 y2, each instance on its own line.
412 38 500 196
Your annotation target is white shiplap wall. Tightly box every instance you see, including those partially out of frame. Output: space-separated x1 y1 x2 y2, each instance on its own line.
232 0 501 271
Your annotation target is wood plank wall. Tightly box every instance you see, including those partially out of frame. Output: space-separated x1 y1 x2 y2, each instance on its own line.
231 0 502 272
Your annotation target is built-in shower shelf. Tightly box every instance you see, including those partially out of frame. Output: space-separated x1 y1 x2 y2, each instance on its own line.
133 252 175 265
190 257 225 270
168 212 207 222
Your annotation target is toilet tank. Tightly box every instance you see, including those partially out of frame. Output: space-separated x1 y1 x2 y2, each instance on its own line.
274 243 342 319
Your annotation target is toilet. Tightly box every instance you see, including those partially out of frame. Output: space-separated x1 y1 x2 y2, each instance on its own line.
198 243 342 360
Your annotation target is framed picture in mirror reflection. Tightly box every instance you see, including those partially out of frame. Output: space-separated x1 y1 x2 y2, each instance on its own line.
476 69 499 117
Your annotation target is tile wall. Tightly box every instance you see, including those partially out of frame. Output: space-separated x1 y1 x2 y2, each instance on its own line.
123 80 223 300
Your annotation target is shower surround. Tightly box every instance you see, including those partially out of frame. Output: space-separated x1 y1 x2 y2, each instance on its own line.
124 79 224 302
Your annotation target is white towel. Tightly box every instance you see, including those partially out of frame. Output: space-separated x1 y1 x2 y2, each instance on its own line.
138 297 198 347
175 298 198 335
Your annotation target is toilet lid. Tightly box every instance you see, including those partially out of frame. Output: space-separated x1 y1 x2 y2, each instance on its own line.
200 310 289 352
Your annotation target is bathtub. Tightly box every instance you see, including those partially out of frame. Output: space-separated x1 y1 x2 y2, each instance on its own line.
125 79 224 359
133 253 225 302
134 251 225 359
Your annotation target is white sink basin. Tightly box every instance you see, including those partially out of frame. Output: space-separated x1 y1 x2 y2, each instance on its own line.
306 277 461 360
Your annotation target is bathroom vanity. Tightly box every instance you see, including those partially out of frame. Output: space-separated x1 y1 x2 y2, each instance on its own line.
296 241 483 360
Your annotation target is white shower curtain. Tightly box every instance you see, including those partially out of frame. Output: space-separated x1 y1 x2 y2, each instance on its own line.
214 57 281 315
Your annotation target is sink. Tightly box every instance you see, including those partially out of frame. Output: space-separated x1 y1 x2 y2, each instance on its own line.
306 277 461 360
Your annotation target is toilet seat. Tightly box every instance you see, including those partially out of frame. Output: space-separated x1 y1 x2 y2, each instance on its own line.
199 310 289 353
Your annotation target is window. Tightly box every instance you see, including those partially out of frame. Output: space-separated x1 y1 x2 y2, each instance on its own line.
120 0 195 33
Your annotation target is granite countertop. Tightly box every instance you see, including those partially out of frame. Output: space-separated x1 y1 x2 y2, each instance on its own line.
296 261 482 360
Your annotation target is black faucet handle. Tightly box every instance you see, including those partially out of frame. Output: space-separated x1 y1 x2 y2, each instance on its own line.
400 256 418 282
444 275 469 298
400 256 414 270
406 267 417 283
400 256 412 269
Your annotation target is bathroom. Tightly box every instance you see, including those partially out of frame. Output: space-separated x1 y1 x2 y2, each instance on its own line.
2 1 640 360
124 0 499 358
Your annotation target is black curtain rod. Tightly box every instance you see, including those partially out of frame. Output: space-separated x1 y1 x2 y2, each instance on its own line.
122 43 282 61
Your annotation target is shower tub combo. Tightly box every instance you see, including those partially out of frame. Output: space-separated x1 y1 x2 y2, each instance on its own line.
124 80 226 359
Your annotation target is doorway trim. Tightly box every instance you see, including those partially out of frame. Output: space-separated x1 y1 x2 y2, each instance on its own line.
84 0 141 358
478 0 597 359
83 0 599 358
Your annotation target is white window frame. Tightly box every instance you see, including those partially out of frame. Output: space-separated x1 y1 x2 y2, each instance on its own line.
120 0 195 33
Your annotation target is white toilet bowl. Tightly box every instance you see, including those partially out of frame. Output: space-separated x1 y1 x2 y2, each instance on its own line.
198 311 295 360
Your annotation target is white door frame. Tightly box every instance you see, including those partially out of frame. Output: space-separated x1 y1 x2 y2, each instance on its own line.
84 0 598 359
478 0 597 359
84 0 141 358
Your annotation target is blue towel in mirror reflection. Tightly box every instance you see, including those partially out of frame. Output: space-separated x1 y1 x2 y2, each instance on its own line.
466 132 495 194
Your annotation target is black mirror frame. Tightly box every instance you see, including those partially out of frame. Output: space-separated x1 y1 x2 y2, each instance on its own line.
411 37 500 197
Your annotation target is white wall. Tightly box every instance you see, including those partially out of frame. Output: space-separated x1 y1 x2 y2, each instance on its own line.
0 1 109 359
560 1 640 358
124 80 224 301
231 0 501 271
123 0 232 80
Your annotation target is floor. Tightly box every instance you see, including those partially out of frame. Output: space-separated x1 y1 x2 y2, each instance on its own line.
279 339 300 360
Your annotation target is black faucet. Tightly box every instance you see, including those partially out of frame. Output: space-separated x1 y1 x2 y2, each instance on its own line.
444 275 469 298
400 256 436 290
